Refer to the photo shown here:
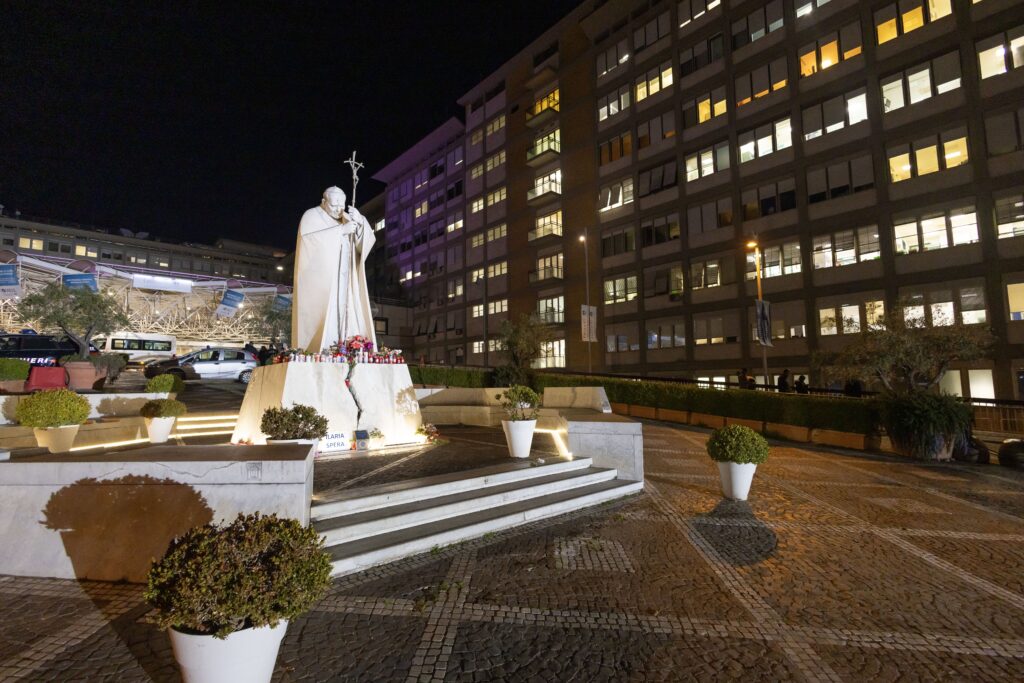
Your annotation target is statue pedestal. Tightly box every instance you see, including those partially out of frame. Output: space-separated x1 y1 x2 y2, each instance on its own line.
230 363 422 454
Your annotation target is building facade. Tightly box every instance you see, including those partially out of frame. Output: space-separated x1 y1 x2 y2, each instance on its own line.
373 0 1024 399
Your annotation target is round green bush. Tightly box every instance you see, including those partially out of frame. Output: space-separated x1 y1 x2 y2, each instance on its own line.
706 424 770 465
144 513 332 638
260 404 329 440
495 384 540 421
139 398 187 419
0 358 30 381
881 392 971 461
145 373 185 394
16 388 91 428
90 353 128 381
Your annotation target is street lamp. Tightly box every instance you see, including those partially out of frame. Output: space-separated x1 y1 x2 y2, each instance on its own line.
579 229 592 373
746 238 769 391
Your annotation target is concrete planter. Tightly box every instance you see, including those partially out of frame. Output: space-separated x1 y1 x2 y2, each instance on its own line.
689 412 725 429
33 424 80 453
656 408 689 424
0 380 25 393
717 462 758 501
64 361 102 391
169 621 287 683
764 423 811 443
628 404 657 419
811 429 876 450
726 417 764 433
145 416 177 444
609 402 629 415
501 419 536 459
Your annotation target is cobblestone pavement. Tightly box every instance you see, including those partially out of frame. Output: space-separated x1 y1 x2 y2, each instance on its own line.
2 422 1023 681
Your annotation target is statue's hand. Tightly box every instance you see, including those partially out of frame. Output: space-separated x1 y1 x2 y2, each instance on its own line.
347 205 365 224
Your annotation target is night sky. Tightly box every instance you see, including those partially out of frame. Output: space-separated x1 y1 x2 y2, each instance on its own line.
1 1 579 249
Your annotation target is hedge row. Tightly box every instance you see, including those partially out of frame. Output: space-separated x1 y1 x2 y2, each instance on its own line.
409 366 881 435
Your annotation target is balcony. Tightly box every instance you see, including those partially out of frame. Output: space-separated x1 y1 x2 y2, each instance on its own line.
527 179 562 206
527 223 563 242
526 136 560 168
529 266 564 283
525 92 560 128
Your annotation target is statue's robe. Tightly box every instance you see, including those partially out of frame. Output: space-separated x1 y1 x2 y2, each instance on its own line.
291 206 376 353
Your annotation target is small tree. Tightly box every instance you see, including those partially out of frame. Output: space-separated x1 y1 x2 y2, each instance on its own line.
495 314 553 386
17 282 129 359
819 307 993 395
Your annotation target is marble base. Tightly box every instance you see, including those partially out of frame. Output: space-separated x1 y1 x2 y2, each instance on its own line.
231 363 422 453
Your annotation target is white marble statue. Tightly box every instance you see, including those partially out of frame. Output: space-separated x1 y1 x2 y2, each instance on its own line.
292 186 376 353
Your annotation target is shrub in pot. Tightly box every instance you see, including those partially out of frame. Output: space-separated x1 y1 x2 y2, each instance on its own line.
260 404 329 445
706 424 770 501
140 398 187 444
0 358 30 393
90 353 128 384
145 513 332 683
146 373 185 395
15 388 91 453
880 392 970 461
496 385 540 459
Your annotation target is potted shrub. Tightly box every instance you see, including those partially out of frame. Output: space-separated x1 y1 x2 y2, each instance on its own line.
880 392 971 461
145 373 185 396
89 353 129 386
368 427 385 449
706 424 770 501
496 385 540 459
144 512 332 683
260 404 329 445
0 358 30 393
140 398 187 444
15 388 91 453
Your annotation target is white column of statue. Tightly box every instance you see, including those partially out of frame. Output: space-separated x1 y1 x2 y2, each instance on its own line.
291 186 377 353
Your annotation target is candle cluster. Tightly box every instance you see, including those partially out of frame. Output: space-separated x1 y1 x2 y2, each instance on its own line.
270 336 405 365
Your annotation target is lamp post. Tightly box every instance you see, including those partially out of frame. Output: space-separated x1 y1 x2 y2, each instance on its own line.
579 229 592 373
746 239 770 391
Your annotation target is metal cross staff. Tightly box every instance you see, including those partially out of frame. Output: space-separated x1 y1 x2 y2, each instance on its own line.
344 150 364 207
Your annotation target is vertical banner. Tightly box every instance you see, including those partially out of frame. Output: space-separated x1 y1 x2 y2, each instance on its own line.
215 289 245 318
755 299 773 347
0 264 20 297
62 273 98 292
581 304 598 343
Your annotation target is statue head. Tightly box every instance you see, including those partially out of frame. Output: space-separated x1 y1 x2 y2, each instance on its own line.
321 186 347 220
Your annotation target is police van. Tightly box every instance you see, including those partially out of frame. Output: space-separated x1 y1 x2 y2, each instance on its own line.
0 334 97 366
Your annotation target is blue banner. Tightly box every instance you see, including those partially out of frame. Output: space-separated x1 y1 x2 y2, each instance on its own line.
62 273 98 292
272 294 292 312
0 264 20 297
215 289 244 318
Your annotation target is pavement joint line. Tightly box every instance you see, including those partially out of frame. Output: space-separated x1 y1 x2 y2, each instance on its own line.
797 447 1024 524
320 447 431 493
767 476 1024 613
645 481 844 683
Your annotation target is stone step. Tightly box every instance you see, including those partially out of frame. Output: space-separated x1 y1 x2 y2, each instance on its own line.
314 466 618 545
311 457 591 519
326 478 643 577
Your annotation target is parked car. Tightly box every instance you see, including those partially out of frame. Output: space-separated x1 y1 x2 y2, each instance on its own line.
143 348 257 383
0 334 98 366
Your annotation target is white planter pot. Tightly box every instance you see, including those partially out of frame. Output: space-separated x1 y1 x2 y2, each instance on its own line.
145 416 176 444
34 425 80 453
717 462 758 501
169 621 288 683
502 419 536 459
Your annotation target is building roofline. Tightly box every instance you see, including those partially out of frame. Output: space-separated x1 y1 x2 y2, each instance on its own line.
372 117 466 184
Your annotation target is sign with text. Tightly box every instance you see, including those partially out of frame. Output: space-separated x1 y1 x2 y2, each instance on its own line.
62 273 98 292
755 299 773 347
272 294 292 312
320 431 351 453
215 289 244 318
0 264 20 298
581 304 598 343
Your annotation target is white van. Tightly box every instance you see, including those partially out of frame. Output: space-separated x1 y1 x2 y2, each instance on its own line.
101 332 177 362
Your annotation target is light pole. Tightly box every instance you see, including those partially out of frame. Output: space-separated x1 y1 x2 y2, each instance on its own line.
746 239 770 391
579 229 592 373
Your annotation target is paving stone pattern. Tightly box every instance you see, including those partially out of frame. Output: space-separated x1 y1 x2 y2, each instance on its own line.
1 423 1023 681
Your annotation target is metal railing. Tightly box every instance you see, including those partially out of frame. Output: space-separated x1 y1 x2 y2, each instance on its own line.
527 137 561 160
529 266 564 282
527 180 562 200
